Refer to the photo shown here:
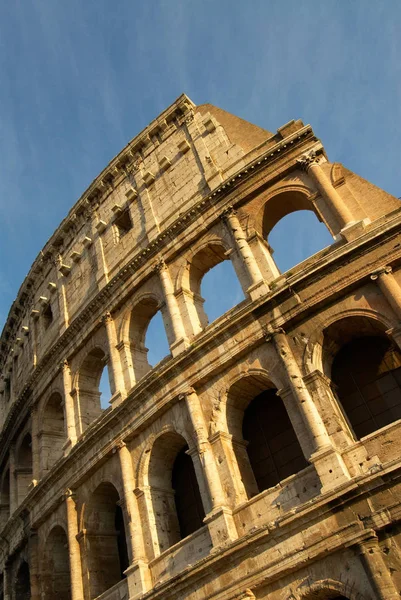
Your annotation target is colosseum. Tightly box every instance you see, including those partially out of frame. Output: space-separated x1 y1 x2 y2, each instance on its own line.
1 94 401 600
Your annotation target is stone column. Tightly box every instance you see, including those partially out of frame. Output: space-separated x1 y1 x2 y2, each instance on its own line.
116 442 151 597
30 407 40 482
9 444 17 515
297 150 354 229
102 312 126 405
3 561 11 600
29 530 40 600
182 389 238 545
65 490 85 600
155 260 189 357
371 266 401 317
61 360 77 452
357 534 399 600
222 207 269 301
268 329 350 492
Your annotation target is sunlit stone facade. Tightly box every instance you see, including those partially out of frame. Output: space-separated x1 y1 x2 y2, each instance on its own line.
1 94 401 600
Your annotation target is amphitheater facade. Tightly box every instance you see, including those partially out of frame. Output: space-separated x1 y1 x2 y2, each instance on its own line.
1 94 401 600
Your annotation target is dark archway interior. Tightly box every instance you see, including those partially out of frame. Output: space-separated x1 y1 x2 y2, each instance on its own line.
242 389 308 492
172 446 205 539
15 561 31 600
332 336 401 439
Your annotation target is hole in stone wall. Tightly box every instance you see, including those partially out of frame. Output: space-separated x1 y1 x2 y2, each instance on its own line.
268 210 333 273
114 209 133 240
99 365 112 409
145 310 170 368
201 260 245 325
42 303 53 330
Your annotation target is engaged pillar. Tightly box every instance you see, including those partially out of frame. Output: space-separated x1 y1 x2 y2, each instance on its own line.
222 207 269 301
155 260 189 357
65 490 85 600
117 442 151 598
268 329 350 492
182 389 238 546
102 312 127 406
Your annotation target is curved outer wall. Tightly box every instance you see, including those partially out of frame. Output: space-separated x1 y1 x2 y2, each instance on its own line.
1 94 401 599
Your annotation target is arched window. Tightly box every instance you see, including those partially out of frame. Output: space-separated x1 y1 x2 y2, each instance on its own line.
77 348 109 432
129 297 170 381
332 336 401 439
172 446 205 539
83 482 129 598
15 561 31 600
39 393 65 474
15 434 33 505
185 243 245 332
148 432 206 554
226 376 307 499
243 389 308 494
0 469 10 529
268 210 334 273
256 190 334 275
41 526 71 600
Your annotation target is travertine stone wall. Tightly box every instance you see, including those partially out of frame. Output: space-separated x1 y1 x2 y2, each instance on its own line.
1 94 401 600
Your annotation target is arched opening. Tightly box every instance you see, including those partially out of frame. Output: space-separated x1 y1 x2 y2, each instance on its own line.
145 310 170 368
331 334 401 440
77 348 108 432
15 434 33 505
15 561 31 600
186 243 245 330
226 375 307 498
41 526 71 600
148 432 206 554
0 469 10 529
257 190 334 275
268 210 334 273
129 296 170 380
83 482 129 598
99 365 112 410
39 393 65 474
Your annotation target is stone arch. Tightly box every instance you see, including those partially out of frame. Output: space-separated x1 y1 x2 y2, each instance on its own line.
41 525 71 600
38 392 65 474
0 466 10 529
321 315 401 440
81 481 129 599
14 560 31 600
75 346 108 432
122 291 170 381
145 428 206 555
15 431 33 505
225 371 308 498
294 577 365 600
304 308 397 376
178 237 245 333
250 184 330 237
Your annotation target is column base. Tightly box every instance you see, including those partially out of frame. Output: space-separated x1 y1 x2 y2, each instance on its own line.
204 506 238 548
109 390 126 407
62 437 76 456
170 336 190 357
247 279 270 302
335 218 371 242
125 559 151 599
310 445 351 494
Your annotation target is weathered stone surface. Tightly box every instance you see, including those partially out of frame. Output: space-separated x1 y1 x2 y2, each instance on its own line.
1 93 401 600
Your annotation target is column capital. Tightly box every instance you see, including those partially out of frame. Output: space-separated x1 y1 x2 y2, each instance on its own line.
371 265 392 280
178 387 197 401
60 359 71 373
101 311 113 324
264 327 285 343
64 488 77 500
296 149 320 171
220 205 237 221
153 258 167 273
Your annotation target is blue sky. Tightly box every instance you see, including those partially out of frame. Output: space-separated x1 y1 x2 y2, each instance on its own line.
1 0 401 366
